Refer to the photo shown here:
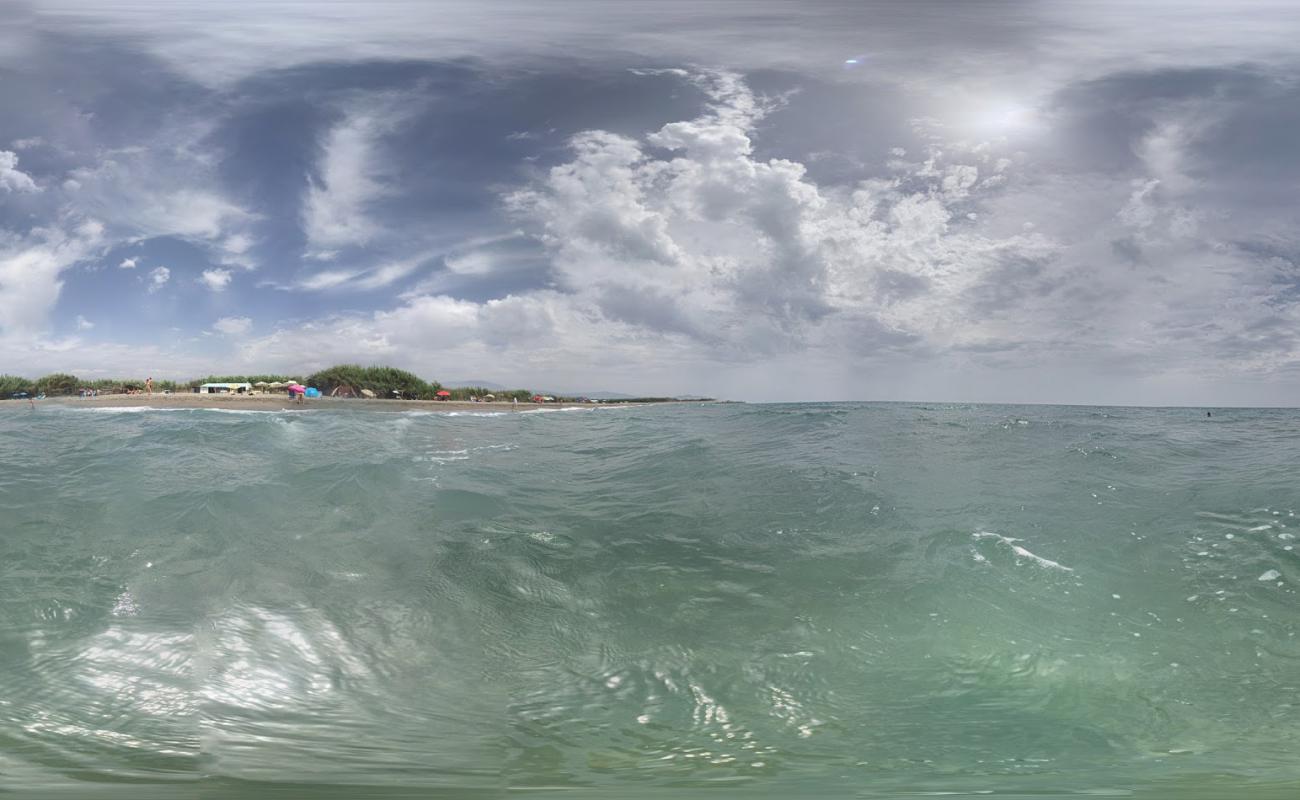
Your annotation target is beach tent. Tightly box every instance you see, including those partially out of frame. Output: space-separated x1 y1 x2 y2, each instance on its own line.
435 390 452 400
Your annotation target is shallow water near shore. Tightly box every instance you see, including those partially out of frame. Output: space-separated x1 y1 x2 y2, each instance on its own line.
1 402 1296 798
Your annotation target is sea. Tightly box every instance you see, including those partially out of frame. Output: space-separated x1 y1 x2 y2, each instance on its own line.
0 401 1296 799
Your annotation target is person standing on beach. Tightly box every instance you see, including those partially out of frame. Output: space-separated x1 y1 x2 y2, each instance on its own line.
145 376 154 395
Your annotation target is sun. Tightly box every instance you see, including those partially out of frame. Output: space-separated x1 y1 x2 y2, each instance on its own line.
972 101 1034 132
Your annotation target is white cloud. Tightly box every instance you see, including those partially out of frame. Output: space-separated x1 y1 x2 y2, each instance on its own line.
289 254 431 292
199 268 233 291
214 316 252 336
503 70 1052 359
66 150 259 269
118 256 137 269
301 96 416 258
75 314 93 330
0 150 38 192
27 0 1299 97
0 220 103 334
147 266 170 292
295 269 360 291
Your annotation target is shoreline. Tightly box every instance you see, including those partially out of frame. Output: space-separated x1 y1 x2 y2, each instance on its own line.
1 393 635 413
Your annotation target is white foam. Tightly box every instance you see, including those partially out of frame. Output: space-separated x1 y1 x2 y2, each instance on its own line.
110 590 138 617
201 408 314 415
973 531 1074 572
1257 570 1281 582
61 405 191 414
61 405 311 416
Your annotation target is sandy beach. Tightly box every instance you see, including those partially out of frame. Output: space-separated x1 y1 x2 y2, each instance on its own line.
1 393 605 413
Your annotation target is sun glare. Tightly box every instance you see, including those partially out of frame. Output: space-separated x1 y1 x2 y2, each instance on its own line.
964 99 1040 137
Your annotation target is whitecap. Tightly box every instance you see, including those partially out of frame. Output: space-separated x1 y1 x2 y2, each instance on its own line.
973 531 1074 572
1257 569 1281 582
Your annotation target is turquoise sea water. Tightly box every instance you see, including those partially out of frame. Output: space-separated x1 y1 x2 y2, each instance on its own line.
0 401 1296 799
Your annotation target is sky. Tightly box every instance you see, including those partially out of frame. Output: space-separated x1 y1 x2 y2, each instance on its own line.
2 0 1300 403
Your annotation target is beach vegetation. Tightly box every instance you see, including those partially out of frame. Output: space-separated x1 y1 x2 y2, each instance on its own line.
0 366 686 404
443 386 534 401
35 373 82 395
0 374 33 395
305 364 442 400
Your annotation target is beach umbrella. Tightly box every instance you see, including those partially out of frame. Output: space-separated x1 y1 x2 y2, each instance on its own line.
360 388 376 398
254 381 269 387
436 390 451 399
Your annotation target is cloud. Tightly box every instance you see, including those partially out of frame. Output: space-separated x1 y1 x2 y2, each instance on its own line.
0 219 104 335
199 268 233 291
224 71 1056 393
301 95 415 258
27 0 1300 94
147 266 170 292
66 148 260 270
294 269 360 291
238 66 1295 403
504 70 1051 360
289 254 432 292
75 314 93 330
118 256 137 269
214 315 252 335
0 150 38 192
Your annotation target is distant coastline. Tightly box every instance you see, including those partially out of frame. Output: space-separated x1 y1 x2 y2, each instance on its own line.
1 393 623 413
1 364 709 408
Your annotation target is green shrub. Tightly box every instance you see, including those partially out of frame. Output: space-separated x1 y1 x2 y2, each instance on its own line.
34 373 80 396
305 364 441 399
0 374 33 396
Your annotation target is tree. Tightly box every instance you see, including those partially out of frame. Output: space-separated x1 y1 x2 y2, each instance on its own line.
35 373 80 396
0 375 32 396
305 365 440 399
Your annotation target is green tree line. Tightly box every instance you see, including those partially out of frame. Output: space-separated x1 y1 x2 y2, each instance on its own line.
1 366 689 403
2 366 537 401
